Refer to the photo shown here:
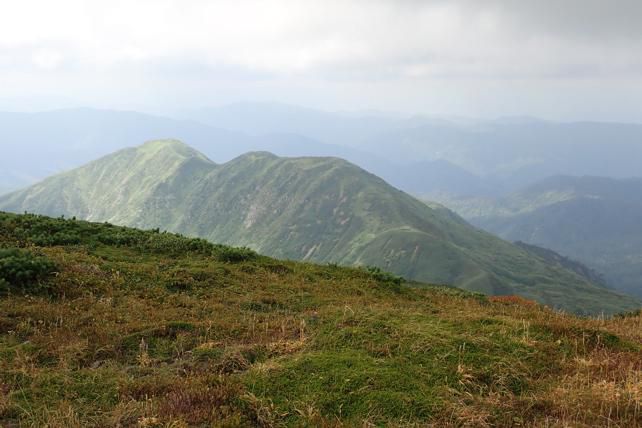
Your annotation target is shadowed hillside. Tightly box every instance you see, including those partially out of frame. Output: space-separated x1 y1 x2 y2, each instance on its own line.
450 176 642 297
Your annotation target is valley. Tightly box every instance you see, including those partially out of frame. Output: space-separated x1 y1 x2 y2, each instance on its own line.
440 176 642 298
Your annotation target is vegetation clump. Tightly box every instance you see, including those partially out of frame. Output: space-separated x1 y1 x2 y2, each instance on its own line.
0 247 56 293
213 244 258 263
365 265 403 288
1 212 254 260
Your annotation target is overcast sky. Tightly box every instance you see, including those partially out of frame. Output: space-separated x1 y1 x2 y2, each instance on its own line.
1 0 641 120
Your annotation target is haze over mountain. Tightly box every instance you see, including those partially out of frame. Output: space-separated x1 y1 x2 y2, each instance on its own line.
178 102 410 146
0 139 637 314
4 105 642 201
0 108 378 192
447 176 642 297
0 107 465 197
181 103 642 183
353 119 642 196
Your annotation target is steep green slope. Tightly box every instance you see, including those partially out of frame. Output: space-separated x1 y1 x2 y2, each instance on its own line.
0 141 637 314
1 212 641 427
0 140 215 224
453 176 642 297
514 241 609 288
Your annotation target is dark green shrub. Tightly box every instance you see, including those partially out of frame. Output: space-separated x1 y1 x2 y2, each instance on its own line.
365 266 403 288
214 245 258 263
29 231 82 246
0 212 261 261
140 232 215 256
0 248 56 292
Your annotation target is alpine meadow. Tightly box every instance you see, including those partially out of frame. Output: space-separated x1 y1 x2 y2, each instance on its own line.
1 1 642 427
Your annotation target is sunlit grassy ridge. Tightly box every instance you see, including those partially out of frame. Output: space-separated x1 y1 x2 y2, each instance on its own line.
0 212 641 427
0 140 638 314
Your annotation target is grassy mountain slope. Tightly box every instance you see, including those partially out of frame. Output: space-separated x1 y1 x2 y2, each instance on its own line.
456 176 642 297
1 212 641 426
0 141 637 314
513 241 608 288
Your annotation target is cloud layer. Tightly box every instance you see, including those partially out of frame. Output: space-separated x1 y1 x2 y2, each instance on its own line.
1 0 641 118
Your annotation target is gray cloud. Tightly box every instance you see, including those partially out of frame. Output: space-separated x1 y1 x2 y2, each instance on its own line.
0 0 640 119
486 0 642 41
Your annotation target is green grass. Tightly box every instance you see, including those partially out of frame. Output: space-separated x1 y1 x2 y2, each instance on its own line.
0 212 641 426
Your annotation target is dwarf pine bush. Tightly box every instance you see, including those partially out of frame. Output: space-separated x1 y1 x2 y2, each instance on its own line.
0 247 56 292
213 245 258 263
365 265 403 287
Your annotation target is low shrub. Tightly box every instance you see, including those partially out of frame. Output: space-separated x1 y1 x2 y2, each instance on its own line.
214 245 258 263
365 265 403 288
0 248 56 293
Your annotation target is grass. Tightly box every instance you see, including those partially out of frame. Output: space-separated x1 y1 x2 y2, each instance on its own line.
0 212 641 426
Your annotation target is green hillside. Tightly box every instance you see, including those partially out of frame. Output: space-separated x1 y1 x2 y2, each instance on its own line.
1 212 641 426
450 176 642 297
0 141 637 314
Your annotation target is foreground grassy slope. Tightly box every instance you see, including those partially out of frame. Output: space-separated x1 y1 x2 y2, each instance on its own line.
0 140 637 314
1 212 641 427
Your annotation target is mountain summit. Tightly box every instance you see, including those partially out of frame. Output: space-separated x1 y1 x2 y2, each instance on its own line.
0 140 637 314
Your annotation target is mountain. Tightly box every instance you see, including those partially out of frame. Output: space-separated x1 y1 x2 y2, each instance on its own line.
181 103 642 198
5 106 642 202
358 119 642 195
0 108 474 199
0 140 637 314
2 212 640 426
178 102 412 145
513 241 608 288
0 108 382 192
455 176 642 297
0 108 250 191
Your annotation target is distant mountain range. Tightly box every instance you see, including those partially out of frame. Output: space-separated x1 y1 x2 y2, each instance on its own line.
0 140 637 314
4 104 642 200
0 108 469 197
180 103 642 195
444 176 642 297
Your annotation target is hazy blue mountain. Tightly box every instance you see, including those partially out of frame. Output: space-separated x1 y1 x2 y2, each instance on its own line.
4 106 642 202
452 176 642 297
1 140 637 314
178 102 419 145
358 120 642 194
181 103 642 197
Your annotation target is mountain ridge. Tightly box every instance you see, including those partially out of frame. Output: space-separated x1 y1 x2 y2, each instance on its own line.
448 175 642 297
1 140 637 314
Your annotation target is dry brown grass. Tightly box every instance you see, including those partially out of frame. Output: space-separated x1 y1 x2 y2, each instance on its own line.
1 216 641 426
